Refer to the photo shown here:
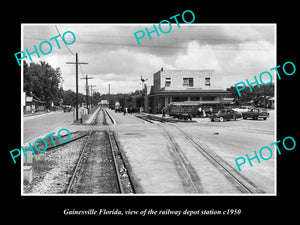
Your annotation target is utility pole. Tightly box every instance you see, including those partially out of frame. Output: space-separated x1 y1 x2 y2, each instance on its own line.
66 53 88 121
108 84 110 108
89 85 96 107
81 75 93 114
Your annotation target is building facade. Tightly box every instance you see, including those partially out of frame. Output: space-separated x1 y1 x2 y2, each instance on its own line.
147 68 231 113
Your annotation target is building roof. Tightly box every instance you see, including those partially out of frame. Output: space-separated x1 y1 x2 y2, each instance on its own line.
26 96 47 104
149 89 231 96
26 96 33 102
169 101 222 105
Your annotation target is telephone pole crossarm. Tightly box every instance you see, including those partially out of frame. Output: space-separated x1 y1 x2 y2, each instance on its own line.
66 53 88 122
81 75 93 114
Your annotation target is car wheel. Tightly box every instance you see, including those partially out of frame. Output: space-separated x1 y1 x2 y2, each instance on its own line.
243 116 247 120
263 117 267 120
219 117 224 122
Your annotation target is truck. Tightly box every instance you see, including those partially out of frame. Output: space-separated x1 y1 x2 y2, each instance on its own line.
168 102 199 120
168 101 226 120
241 108 269 120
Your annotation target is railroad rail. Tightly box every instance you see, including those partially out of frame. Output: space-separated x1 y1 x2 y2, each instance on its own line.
140 114 265 194
66 107 132 194
65 107 100 194
172 124 265 194
102 108 124 193
66 107 135 194
159 125 204 193
102 108 136 194
135 114 195 124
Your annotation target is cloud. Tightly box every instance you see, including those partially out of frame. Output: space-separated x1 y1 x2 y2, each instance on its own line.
173 41 222 70
169 39 275 88
23 24 276 93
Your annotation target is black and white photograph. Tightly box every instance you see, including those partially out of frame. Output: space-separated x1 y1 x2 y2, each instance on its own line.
21 23 276 195
4 5 298 224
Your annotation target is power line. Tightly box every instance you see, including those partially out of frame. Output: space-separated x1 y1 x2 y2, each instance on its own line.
54 25 75 56
66 39 274 51
23 35 274 51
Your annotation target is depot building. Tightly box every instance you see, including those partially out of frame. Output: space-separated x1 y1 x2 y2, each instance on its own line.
133 68 231 113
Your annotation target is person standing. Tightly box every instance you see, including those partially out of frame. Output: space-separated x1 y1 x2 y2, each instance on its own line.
198 106 202 117
162 107 166 117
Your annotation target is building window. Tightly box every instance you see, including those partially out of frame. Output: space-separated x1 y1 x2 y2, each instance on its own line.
190 96 200 101
202 96 215 101
173 96 188 102
165 78 171 87
205 77 210 86
183 78 194 87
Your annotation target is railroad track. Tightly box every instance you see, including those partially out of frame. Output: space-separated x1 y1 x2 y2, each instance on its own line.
158 125 204 193
65 107 135 194
170 124 265 194
102 108 136 194
141 115 264 194
65 107 100 194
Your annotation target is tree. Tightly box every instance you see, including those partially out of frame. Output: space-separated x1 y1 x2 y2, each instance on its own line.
62 89 76 106
23 61 63 107
227 83 274 106
92 92 101 105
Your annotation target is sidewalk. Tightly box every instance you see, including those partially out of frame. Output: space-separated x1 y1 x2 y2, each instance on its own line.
23 111 57 121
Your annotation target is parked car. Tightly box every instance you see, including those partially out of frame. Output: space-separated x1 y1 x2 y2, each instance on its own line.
63 105 72 112
211 109 241 122
242 108 269 120
234 105 254 114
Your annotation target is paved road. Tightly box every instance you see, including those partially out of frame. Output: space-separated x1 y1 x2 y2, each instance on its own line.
23 111 74 143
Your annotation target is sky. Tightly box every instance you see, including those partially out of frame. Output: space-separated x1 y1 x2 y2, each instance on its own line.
22 24 276 95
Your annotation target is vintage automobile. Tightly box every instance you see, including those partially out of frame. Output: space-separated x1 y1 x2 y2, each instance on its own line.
168 101 228 120
233 105 254 114
63 105 72 112
242 108 269 120
168 102 198 120
211 109 241 122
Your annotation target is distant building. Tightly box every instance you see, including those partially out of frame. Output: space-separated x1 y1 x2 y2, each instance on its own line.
99 99 109 107
145 68 231 113
24 94 47 113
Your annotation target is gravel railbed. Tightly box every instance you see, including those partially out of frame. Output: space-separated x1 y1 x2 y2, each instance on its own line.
23 132 89 194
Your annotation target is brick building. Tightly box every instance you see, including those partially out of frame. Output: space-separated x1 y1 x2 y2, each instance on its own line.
145 68 231 113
